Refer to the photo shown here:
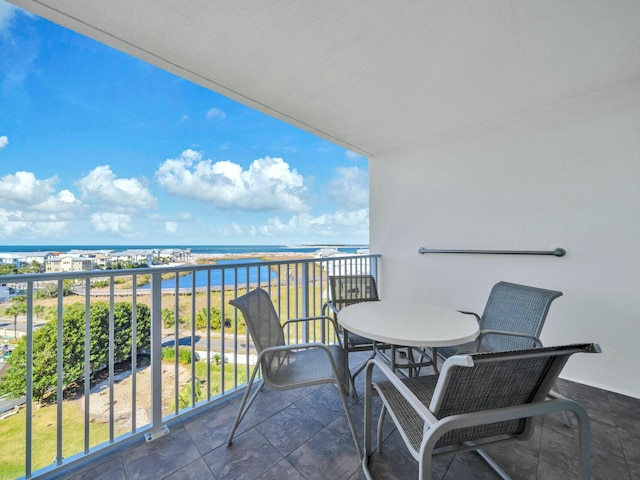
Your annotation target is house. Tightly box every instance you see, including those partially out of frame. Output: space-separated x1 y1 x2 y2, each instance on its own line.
45 255 96 272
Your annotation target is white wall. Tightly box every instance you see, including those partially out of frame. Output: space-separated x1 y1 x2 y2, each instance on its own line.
370 82 640 398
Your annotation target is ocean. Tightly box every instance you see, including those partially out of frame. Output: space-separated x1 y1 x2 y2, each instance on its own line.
0 244 367 255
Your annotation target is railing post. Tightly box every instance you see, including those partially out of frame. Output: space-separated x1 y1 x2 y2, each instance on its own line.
145 272 169 441
301 262 310 343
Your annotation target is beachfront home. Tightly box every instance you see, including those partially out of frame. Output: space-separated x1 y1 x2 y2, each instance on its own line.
44 255 96 273
0 252 51 269
3 1 639 479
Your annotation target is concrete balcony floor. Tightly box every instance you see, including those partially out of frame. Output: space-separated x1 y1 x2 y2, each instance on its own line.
55 352 639 480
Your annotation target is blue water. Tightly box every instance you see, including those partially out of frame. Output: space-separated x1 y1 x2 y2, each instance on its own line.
140 259 275 289
0 244 367 255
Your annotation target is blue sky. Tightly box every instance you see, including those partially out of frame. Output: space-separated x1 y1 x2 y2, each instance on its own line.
0 2 369 246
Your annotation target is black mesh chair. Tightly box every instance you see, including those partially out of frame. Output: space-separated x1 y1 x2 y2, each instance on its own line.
363 343 600 480
227 288 361 457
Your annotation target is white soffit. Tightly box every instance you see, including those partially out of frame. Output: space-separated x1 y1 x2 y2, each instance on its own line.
9 0 640 157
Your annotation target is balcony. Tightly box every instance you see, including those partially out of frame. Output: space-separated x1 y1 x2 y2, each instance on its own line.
1 254 639 479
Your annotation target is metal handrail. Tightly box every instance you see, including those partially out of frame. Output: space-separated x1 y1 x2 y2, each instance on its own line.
418 247 566 257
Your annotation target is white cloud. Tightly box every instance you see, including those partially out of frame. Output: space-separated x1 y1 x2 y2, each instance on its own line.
0 135 8 148
206 107 226 120
328 166 369 208
156 150 309 212
345 150 364 160
76 165 156 211
0 208 68 239
0 171 80 212
90 212 133 235
259 208 369 237
164 221 178 234
0 2 18 33
177 114 189 123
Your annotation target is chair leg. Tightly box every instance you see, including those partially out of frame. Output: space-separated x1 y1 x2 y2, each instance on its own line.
376 406 387 453
476 449 512 480
350 350 377 398
226 365 262 446
337 379 363 457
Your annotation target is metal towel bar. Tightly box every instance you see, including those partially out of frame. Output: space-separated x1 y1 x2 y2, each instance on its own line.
418 247 566 257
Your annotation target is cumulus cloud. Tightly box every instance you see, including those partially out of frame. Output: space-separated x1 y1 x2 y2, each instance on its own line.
259 208 369 237
156 149 309 212
0 171 80 212
206 107 226 120
327 166 369 208
90 212 133 235
0 135 8 148
164 221 178 234
0 208 68 239
76 165 156 211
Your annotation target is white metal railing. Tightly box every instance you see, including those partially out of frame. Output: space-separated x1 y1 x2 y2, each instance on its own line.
0 253 379 479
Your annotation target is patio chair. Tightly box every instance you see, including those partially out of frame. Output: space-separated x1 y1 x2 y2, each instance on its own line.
363 343 600 480
436 281 563 363
323 275 394 393
226 288 361 457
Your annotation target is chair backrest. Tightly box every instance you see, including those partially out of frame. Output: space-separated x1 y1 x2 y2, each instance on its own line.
479 281 563 351
328 275 379 311
430 343 599 448
229 288 285 355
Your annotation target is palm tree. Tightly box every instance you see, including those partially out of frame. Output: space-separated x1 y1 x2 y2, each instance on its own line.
5 299 27 337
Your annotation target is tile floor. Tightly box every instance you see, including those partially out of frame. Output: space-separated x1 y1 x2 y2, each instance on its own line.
48 353 639 480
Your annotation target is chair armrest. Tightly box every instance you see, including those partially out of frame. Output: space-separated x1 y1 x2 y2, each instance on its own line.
366 356 439 426
283 315 340 332
323 301 340 317
477 329 544 348
282 315 344 348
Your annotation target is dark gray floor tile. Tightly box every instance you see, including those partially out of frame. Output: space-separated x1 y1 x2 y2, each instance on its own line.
591 448 631 480
444 452 500 480
122 427 201 480
185 401 249 455
256 459 306 480
626 458 640 479
164 458 216 480
66 455 126 480
536 458 578 480
539 424 581 472
293 384 350 426
555 379 616 427
203 428 283 480
479 443 538 480
241 388 292 426
255 404 324 456
618 426 640 465
287 427 361 480
608 390 640 433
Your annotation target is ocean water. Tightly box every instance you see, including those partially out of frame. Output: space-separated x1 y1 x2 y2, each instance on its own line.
0 244 366 255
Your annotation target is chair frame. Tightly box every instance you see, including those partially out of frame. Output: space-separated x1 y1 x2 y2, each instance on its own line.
322 274 390 393
226 288 362 457
363 344 600 480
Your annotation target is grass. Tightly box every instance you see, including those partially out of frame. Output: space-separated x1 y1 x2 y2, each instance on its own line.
0 362 247 480
0 401 113 480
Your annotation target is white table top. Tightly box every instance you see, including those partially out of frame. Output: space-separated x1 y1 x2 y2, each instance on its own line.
338 300 480 348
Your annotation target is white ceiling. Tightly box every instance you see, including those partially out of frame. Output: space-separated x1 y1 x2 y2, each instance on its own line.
10 0 640 157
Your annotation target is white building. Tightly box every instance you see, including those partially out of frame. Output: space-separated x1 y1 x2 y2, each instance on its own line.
45 255 96 273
